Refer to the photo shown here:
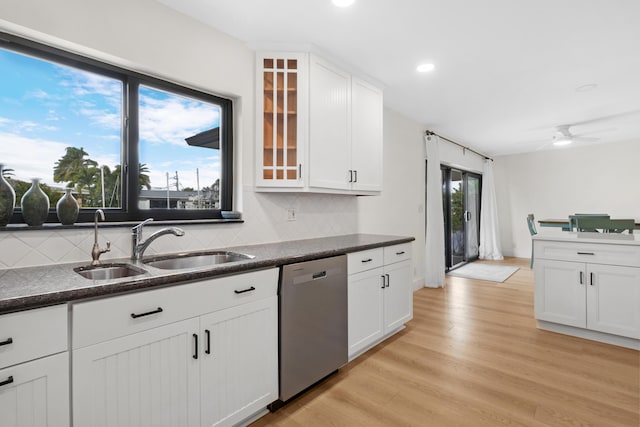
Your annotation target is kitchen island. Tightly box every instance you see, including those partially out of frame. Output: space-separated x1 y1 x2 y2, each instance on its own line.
532 232 640 349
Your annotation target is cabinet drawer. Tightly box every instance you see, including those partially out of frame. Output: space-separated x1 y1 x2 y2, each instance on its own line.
384 243 412 265
73 268 278 349
348 248 384 274
534 240 640 267
0 305 68 369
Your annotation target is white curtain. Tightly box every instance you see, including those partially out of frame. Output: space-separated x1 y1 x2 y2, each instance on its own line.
479 159 503 260
466 179 479 258
424 134 446 288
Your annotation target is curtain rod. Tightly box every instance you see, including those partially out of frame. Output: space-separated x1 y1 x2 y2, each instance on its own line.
425 130 493 161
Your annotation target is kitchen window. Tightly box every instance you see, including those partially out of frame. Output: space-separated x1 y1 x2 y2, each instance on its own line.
0 32 233 224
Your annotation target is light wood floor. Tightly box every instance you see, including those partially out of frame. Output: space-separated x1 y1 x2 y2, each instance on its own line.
250 257 639 427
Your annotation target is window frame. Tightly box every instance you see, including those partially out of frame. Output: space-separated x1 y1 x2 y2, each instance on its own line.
1 32 233 224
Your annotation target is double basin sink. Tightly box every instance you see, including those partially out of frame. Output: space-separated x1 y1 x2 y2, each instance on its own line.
74 251 255 280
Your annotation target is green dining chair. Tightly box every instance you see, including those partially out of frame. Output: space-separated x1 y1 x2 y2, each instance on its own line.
527 214 537 269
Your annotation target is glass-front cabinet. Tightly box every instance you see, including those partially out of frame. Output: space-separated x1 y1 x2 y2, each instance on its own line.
256 52 307 188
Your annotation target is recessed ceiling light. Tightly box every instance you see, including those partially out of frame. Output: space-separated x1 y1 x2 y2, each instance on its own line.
576 83 598 92
552 138 573 147
332 0 355 7
417 63 435 73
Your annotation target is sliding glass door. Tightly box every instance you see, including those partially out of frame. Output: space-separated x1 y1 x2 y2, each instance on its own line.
442 167 481 271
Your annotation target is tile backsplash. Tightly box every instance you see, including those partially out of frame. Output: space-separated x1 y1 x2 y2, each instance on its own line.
0 191 358 269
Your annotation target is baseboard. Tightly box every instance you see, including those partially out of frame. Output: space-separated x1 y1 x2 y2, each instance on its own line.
537 320 639 350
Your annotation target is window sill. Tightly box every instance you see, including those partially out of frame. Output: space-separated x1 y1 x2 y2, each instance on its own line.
0 218 244 232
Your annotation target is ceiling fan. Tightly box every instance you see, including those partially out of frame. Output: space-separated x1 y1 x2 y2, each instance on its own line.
552 124 599 146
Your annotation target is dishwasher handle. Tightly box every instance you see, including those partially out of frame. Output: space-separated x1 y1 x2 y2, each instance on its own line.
312 271 327 280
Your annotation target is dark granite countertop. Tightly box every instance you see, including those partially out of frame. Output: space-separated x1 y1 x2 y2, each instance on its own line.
0 233 414 314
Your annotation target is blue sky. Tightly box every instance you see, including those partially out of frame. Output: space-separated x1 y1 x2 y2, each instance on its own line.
0 47 221 190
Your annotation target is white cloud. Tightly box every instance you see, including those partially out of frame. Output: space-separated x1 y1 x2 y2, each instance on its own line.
0 132 70 185
26 88 49 99
139 93 220 147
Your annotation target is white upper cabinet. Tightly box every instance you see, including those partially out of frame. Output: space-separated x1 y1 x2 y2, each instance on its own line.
308 55 351 191
350 77 383 193
256 51 383 195
256 52 308 188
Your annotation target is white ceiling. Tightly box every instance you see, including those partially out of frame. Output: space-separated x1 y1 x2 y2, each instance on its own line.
158 0 640 156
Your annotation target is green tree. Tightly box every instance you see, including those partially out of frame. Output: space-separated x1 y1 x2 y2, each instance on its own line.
9 179 62 207
53 147 98 187
138 163 151 191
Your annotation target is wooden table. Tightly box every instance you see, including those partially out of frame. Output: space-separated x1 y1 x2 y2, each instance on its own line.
539 219 640 231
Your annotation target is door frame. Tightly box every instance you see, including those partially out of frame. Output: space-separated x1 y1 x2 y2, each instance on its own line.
441 165 482 271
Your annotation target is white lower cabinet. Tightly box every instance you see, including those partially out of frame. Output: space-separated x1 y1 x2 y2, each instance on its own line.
348 267 384 357
73 318 201 427
200 297 277 427
0 352 69 427
348 243 413 359
72 269 279 427
534 238 640 345
0 304 69 427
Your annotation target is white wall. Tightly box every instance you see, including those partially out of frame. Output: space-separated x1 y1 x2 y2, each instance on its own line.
357 108 425 289
494 139 640 258
0 0 358 269
357 111 487 289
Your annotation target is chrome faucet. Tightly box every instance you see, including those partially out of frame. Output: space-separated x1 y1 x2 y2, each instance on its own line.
91 209 111 266
131 218 185 261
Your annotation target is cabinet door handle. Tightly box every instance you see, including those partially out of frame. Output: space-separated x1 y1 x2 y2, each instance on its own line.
205 329 211 355
0 376 14 388
361 258 373 263
131 307 163 319
395 251 405 255
192 333 198 360
385 273 390 288
381 275 386 289
234 286 256 294
354 170 358 183
348 170 353 183
590 272 595 286
298 164 302 179
579 271 584 285
0 337 13 347
577 252 595 256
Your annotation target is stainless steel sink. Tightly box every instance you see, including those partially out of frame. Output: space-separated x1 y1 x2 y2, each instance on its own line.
74 263 147 280
143 251 255 270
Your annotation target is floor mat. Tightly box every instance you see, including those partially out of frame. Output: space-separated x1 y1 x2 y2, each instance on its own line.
447 263 519 282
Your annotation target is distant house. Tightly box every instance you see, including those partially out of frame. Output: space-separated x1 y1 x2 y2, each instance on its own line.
139 189 218 209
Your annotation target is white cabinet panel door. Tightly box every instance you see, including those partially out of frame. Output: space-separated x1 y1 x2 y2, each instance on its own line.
351 77 383 193
0 352 69 427
309 55 351 190
73 318 200 427
200 297 278 427
587 264 640 339
383 260 413 332
534 259 586 328
348 267 384 358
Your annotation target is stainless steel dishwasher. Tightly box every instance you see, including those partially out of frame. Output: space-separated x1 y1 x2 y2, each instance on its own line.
270 255 348 410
